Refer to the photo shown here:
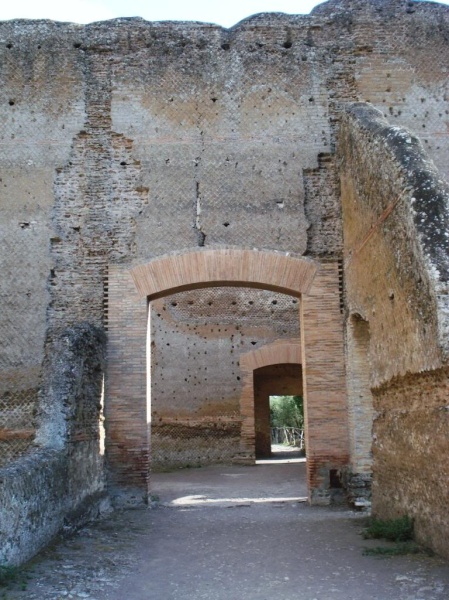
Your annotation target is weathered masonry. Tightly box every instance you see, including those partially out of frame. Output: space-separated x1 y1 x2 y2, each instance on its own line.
0 0 448 565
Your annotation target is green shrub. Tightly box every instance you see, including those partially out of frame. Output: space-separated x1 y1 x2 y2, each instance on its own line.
363 515 414 542
0 565 19 587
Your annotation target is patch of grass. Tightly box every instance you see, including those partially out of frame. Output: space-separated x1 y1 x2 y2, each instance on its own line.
363 541 422 556
0 565 20 587
0 564 34 592
361 515 428 558
363 515 414 543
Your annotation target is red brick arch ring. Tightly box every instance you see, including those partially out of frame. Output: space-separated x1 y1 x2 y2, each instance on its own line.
240 340 302 373
130 248 313 467
125 248 349 504
130 248 318 300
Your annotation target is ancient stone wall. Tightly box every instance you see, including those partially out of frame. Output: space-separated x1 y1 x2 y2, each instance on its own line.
0 21 85 465
2 0 448 465
0 324 107 566
372 367 449 559
1 0 449 564
340 103 448 383
339 103 449 556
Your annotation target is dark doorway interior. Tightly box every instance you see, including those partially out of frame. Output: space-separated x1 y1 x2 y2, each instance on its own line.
253 363 303 458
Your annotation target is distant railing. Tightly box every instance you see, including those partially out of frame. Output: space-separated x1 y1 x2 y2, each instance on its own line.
271 427 304 449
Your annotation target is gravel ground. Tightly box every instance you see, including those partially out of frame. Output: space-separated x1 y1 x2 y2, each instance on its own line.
3 458 449 600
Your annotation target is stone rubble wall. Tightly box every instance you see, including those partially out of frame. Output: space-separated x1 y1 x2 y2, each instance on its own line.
339 102 449 557
0 324 107 566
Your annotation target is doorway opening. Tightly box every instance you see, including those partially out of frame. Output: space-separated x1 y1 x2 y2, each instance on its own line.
253 363 303 460
270 394 305 455
149 288 301 473
107 251 349 506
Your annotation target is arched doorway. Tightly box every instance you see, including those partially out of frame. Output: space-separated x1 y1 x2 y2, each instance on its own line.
239 340 302 459
254 364 303 458
105 249 349 505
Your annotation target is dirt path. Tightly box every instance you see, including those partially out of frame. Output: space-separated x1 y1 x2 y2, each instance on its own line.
3 459 449 600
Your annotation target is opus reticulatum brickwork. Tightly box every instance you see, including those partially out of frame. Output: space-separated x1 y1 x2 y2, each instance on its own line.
0 0 448 565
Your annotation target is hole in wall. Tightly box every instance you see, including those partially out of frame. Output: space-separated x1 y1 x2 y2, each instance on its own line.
329 469 342 489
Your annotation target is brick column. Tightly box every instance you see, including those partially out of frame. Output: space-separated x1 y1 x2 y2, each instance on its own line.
253 376 272 458
106 264 149 504
301 261 350 504
238 361 256 463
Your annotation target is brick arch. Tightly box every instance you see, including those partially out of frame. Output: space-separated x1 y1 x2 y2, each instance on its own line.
130 248 318 300
240 340 301 372
108 258 349 506
239 340 302 459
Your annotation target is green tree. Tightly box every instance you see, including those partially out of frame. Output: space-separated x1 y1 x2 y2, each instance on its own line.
270 395 304 428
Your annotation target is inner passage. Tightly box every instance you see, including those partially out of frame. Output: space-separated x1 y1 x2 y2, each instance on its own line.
254 363 303 459
149 287 300 471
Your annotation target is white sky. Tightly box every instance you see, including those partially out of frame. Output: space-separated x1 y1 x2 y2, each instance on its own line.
1 0 447 28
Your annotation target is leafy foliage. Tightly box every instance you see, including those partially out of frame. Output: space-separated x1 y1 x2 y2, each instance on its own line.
0 565 19 587
361 515 422 558
270 395 304 428
362 515 414 542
